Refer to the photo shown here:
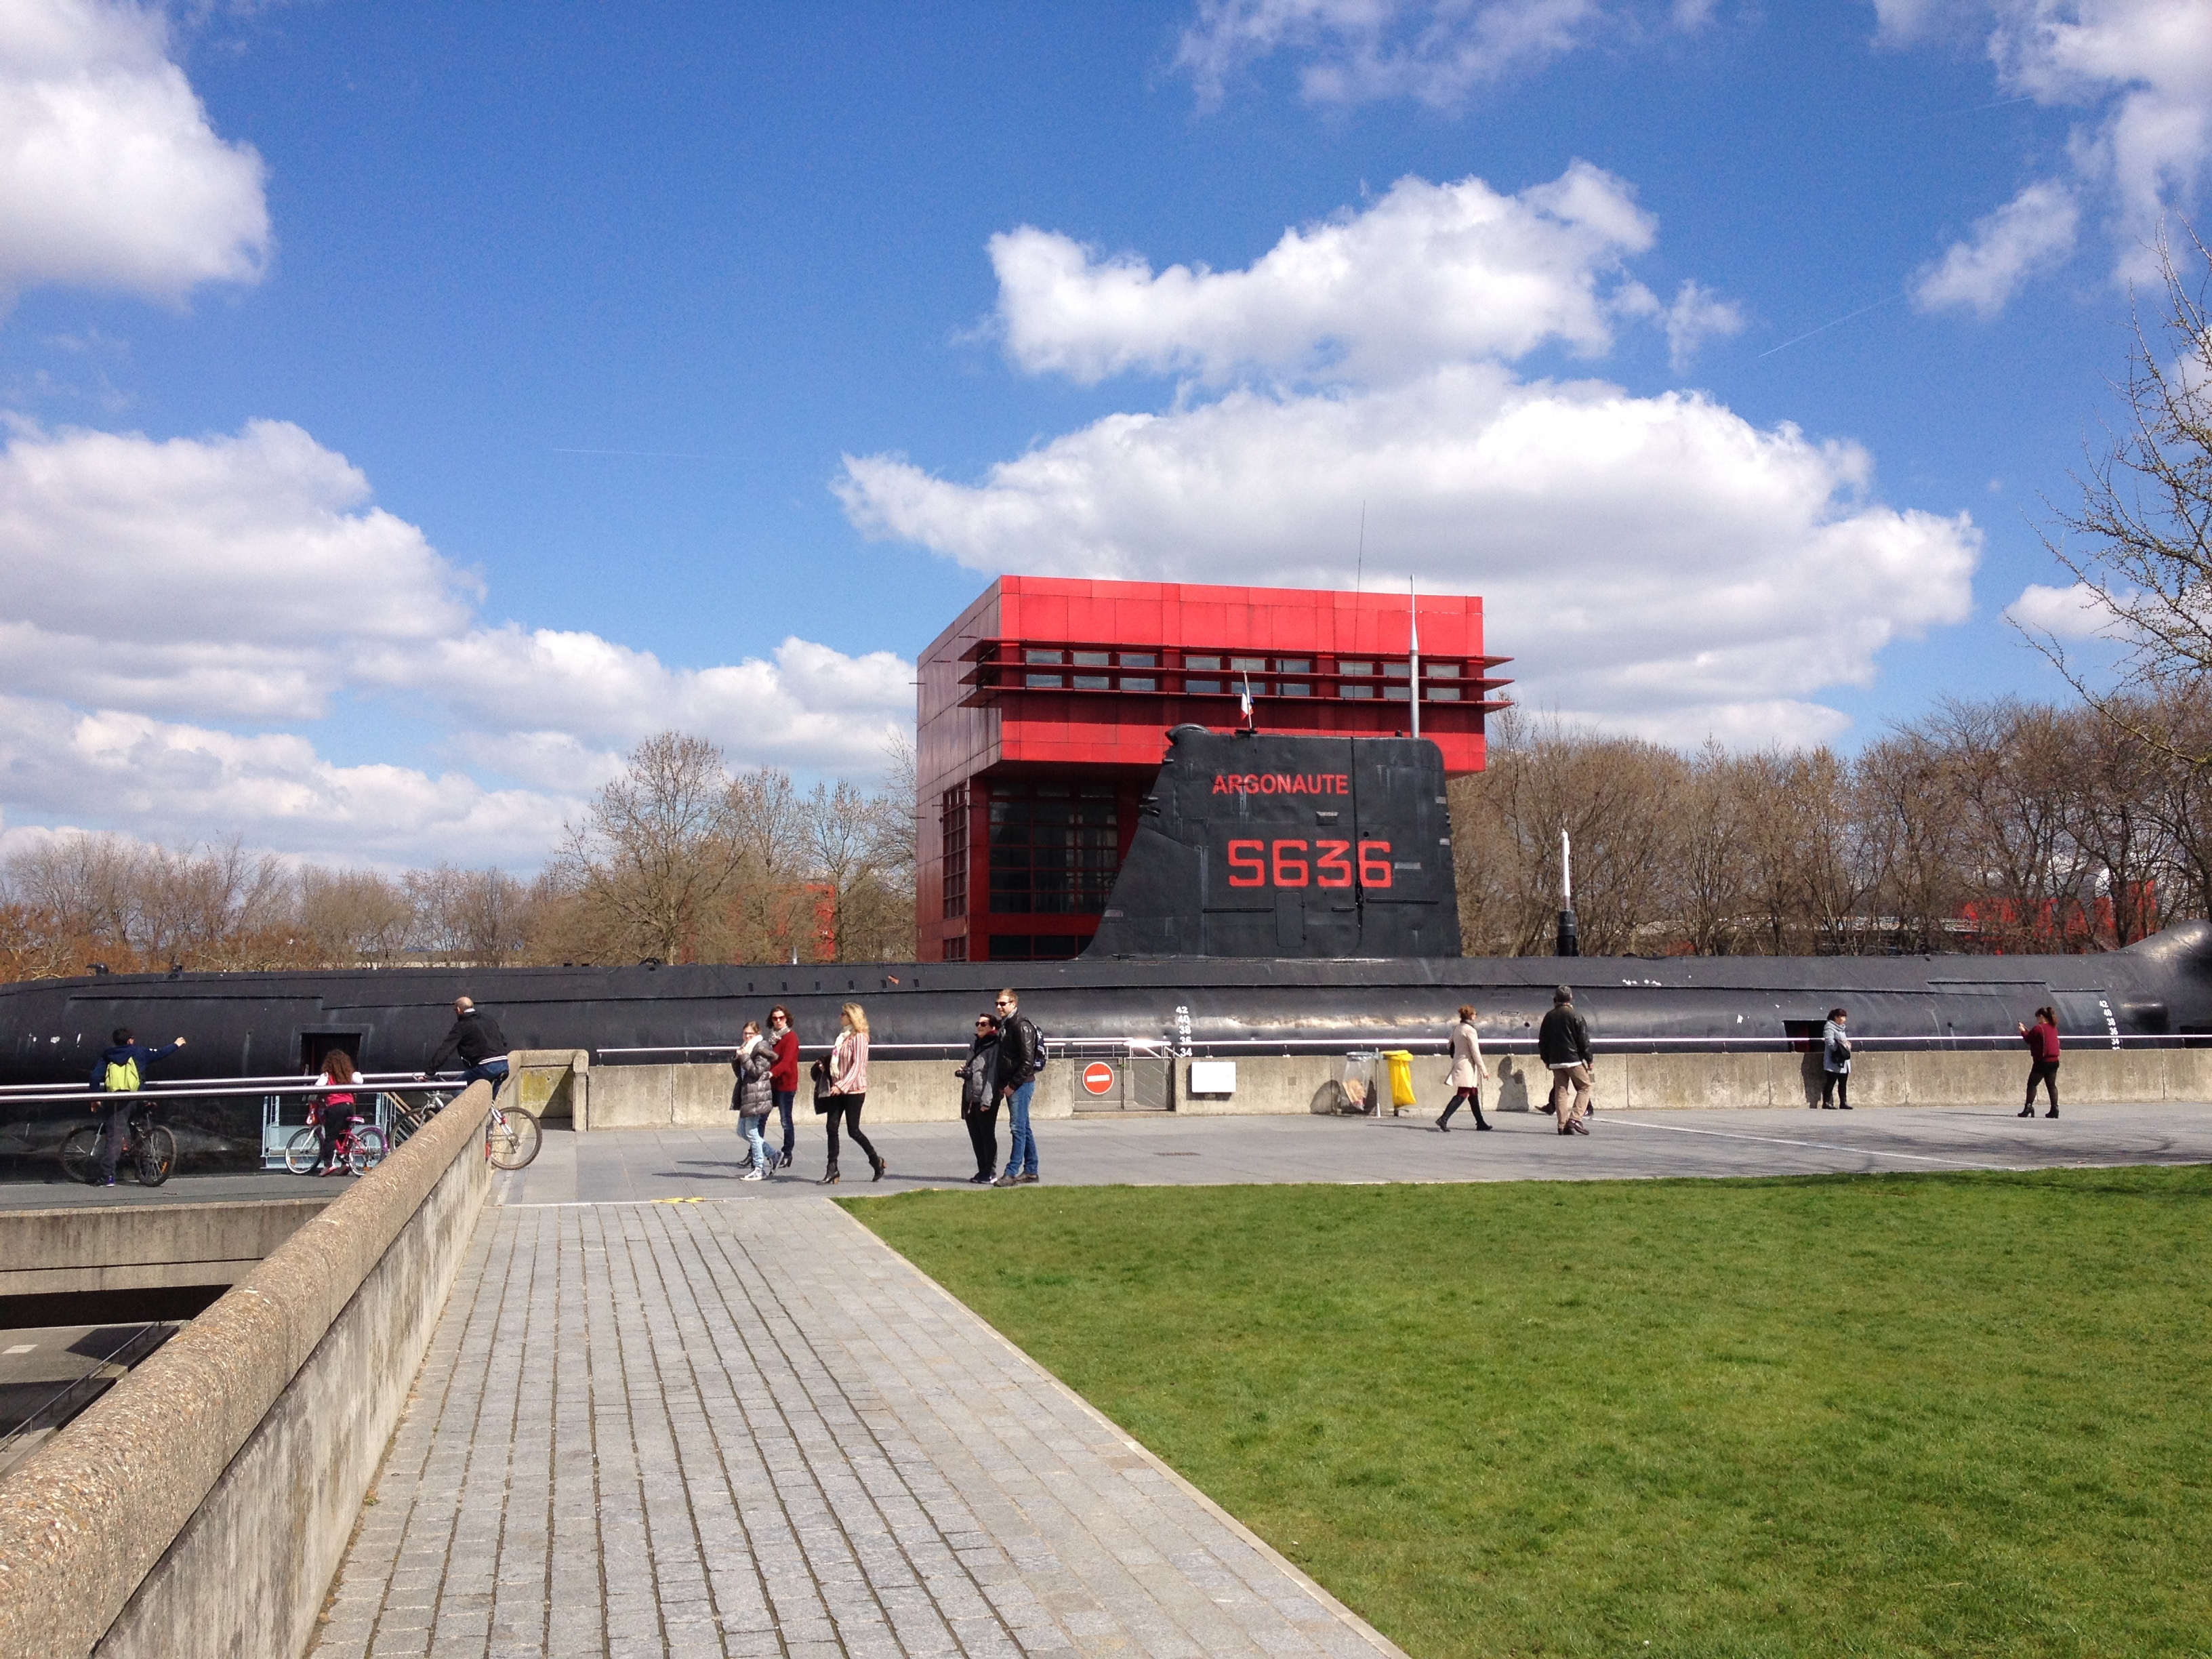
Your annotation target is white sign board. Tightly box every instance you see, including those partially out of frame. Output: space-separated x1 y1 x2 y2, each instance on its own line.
1188 1059 1237 1095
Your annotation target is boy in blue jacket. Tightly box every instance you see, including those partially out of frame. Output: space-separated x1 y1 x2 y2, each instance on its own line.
89 1027 188 1185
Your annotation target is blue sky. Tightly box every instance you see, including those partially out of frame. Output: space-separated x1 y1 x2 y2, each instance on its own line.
1 0 2205 866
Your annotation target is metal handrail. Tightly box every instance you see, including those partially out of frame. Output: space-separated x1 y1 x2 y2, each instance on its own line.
0 1080 464 1107
0 1069 440 1097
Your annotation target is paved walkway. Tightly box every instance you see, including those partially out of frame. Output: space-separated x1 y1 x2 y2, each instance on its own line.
495 1101 2212 1205
300 1103 2212 1656
310 1195 1402 1659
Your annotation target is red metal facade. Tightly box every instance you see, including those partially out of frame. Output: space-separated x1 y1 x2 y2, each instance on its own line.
916 577 1507 964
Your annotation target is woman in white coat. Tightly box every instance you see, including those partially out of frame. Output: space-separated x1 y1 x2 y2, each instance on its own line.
1436 1004 1491 1131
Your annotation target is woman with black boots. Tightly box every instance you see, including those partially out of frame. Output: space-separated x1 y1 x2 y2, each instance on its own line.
2018 1006 2062 1118
957 1014 1002 1183
817 1002 885 1183
1819 1008 1853 1108
1436 1004 1491 1130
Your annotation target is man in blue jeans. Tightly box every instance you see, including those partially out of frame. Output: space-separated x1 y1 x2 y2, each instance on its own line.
991 987 1042 1186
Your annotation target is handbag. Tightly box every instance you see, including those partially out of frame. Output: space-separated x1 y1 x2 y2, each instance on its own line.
811 1054 834 1114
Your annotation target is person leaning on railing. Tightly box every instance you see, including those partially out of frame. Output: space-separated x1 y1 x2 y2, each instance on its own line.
89 1027 186 1187
417 996 511 1098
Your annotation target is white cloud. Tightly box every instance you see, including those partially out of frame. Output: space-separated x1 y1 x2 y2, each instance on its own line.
846 177 1971 745
838 364 1981 743
0 695 566 863
0 0 269 308
1885 1 2212 304
1176 0 1717 109
1658 278 1746 369
1912 178 2081 314
0 417 474 720
2006 579 2115 637
991 165 1660 386
0 418 916 861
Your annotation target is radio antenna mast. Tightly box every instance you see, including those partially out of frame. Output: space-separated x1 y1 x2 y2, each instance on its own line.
1408 575 1420 741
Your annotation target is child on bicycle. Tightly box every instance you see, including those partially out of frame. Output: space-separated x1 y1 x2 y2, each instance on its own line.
310 1050 361 1176
90 1027 187 1187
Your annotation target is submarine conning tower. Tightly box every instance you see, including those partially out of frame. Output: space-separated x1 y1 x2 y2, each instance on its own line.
1087 728 1462 959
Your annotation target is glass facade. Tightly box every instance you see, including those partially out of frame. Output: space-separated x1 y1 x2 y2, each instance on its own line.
987 781 1120 916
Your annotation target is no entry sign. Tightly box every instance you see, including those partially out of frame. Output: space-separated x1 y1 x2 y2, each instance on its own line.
1081 1061 1115 1096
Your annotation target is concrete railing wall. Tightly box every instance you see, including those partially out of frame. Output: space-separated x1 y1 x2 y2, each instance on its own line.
576 1044 2212 1131
0 1082 495 1659
0 1197 331 1298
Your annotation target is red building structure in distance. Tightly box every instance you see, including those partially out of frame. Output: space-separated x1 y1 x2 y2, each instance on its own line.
917 576 1510 964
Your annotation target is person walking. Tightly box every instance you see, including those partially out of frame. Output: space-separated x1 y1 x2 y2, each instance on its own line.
1538 987 1593 1135
89 1027 186 1187
310 1048 361 1176
2018 1006 2062 1118
817 1002 884 1184
766 1004 800 1170
958 1013 1002 1183
1436 1004 1490 1130
992 987 1043 1185
420 997 512 1097
1819 1008 1853 1109
732 1021 777 1180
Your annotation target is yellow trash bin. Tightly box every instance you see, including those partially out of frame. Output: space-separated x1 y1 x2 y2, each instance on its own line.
1383 1049 1417 1113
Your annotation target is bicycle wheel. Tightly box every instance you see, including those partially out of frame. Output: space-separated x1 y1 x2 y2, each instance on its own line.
387 1094 441 1146
60 1124 105 1185
484 1107 541 1170
285 1126 323 1174
135 1124 176 1187
346 1125 388 1174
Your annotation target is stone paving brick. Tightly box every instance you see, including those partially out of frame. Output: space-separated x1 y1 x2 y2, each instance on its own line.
309 1195 1406 1658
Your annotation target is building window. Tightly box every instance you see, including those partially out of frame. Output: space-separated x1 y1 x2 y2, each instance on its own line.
1339 659 1376 698
941 935 968 962
1183 654 1225 695
941 785 968 919
989 782 1120 916
1116 651 1157 693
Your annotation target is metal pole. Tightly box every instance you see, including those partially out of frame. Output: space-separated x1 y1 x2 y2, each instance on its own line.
1409 577 1420 740
1557 826 1580 956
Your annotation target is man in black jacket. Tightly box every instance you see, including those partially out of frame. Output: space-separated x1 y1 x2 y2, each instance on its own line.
991 988 1043 1186
419 997 512 1097
1538 985 1593 1136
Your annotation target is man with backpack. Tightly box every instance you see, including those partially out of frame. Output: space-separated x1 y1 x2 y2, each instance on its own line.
991 987 1044 1186
89 1027 187 1186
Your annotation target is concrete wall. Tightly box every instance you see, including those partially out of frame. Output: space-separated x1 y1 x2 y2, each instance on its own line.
1183 1046 2212 1115
0 1082 495 1659
510 1048 588 1124
0 1197 329 1297
577 1044 2212 1131
583 1056 1091 1128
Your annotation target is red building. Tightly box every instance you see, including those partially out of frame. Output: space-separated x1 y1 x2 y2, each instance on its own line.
917 576 1509 963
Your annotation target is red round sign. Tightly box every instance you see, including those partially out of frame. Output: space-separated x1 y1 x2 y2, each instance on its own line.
1081 1061 1116 1096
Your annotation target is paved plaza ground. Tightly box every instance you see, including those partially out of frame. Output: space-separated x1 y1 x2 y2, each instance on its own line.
490 1099 2212 1205
295 1101 2212 1658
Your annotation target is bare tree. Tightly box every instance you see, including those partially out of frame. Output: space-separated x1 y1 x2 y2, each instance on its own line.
2017 226 2212 760
557 732 749 964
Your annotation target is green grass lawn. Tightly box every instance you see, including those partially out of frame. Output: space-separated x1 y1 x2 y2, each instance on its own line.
849 1168 2212 1658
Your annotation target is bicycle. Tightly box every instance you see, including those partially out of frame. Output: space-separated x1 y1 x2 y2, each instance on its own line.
60 1103 176 1187
283 1105 388 1176
389 1085 541 1170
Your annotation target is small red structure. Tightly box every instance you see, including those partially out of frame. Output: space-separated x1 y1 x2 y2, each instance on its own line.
917 576 1509 964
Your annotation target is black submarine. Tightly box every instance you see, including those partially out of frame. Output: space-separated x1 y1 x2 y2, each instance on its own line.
4 727 2209 1098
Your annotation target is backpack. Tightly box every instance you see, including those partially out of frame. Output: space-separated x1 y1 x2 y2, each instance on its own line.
103 1057 140 1094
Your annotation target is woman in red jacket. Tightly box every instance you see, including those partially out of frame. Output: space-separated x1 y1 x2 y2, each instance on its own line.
767 1005 800 1170
2017 1006 2061 1119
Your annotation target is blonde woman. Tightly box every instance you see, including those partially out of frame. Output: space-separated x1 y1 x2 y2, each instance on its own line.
817 1002 884 1184
1436 1004 1491 1131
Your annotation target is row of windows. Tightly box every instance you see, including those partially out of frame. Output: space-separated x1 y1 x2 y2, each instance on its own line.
1006 649 1470 701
